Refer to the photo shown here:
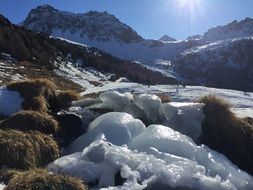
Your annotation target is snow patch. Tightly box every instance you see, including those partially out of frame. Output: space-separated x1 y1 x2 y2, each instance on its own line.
0 183 6 190
0 87 23 116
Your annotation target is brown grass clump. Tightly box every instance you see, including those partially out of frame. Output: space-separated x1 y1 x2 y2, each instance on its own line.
155 93 171 103
22 96 48 113
0 169 21 184
56 90 80 110
7 78 59 113
200 95 253 175
0 130 59 170
0 110 59 135
5 169 88 190
7 78 57 100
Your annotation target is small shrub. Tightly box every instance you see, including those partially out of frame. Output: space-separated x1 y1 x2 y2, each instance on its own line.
22 96 48 112
0 110 59 135
200 95 253 175
0 130 59 169
5 169 88 190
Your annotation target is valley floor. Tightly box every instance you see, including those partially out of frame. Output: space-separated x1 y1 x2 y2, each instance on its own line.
82 82 253 118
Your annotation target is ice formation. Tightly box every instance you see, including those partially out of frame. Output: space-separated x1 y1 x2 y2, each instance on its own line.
49 124 253 190
77 91 205 141
67 112 146 153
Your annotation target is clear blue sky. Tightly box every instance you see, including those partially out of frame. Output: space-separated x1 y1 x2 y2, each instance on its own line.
0 0 253 40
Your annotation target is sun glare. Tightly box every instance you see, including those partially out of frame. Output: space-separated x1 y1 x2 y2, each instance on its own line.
178 0 202 9
171 0 205 21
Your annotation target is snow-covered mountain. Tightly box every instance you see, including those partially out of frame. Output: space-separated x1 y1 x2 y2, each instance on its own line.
202 18 253 41
22 5 143 43
21 5 253 91
22 5 198 63
174 37 253 90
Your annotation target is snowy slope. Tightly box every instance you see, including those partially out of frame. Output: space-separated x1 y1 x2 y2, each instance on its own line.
21 5 202 63
202 18 253 41
174 37 253 90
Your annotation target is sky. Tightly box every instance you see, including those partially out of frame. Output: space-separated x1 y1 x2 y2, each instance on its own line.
0 0 253 40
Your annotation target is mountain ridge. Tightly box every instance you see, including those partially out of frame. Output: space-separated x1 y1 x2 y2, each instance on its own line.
19 5 253 91
23 4 143 43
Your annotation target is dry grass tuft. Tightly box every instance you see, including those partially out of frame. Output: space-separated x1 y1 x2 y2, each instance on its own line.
56 90 80 110
5 169 88 190
200 95 232 116
22 96 49 113
0 111 60 135
6 78 59 113
7 78 57 100
0 169 21 184
155 93 171 103
200 95 253 175
0 130 59 170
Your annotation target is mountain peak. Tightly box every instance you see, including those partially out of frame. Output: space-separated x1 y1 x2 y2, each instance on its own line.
159 35 176 42
0 14 12 26
22 5 143 43
203 17 253 41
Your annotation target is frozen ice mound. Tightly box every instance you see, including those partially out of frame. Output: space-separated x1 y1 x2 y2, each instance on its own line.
129 124 197 160
67 112 146 153
133 94 162 123
50 124 253 190
98 91 204 141
159 102 205 141
0 87 23 116
99 91 133 111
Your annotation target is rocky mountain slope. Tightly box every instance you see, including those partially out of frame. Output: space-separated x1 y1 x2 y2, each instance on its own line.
202 18 253 41
21 5 253 91
22 5 143 43
174 37 253 91
22 5 196 62
0 14 176 87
